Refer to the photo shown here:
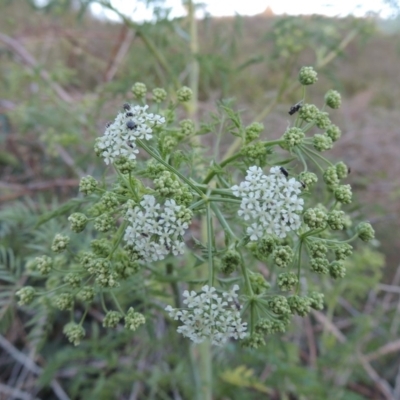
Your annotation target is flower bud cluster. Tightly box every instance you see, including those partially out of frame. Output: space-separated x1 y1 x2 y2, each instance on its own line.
95 103 165 165
298 66 318 85
232 166 304 240
63 322 85 346
51 234 70 253
282 127 305 149
124 307 146 331
165 285 247 346
124 195 192 261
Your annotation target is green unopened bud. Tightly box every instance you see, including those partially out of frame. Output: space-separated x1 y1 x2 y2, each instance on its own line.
323 166 340 187
299 103 319 122
334 184 352 204
100 192 120 211
315 111 331 130
303 208 328 229
132 82 147 99
325 90 341 109
63 322 85 346
310 257 329 274
245 122 264 144
298 66 318 85
77 286 95 302
277 272 298 291
79 176 98 195
308 291 324 310
221 249 241 275
152 87 167 103
308 241 328 258
249 272 271 295
272 245 294 268
325 124 342 142
282 127 305 149
268 295 291 315
94 213 114 232
36 255 53 275
103 311 123 328
16 286 36 305
64 273 81 288
335 162 349 179
68 213 88 233
288 295 311 316
241 333 266 349
334 243 353 260
327 210 346 230
114 156 136 174
53 293 74 310
329 261 346 279
357 222 375 242
241 142 269 162
256 235 277 260
179 119 195 137
177 86 192 103
124 307 146 331
313 134 333 152
298 172 318 189
51 234 70 253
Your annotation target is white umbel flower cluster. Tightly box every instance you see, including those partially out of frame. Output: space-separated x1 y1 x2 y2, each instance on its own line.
96 104 165 165
231 166 304 239
124 195 191 261
165 285 247 346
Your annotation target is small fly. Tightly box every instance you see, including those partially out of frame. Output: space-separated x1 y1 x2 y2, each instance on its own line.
288 101 303 116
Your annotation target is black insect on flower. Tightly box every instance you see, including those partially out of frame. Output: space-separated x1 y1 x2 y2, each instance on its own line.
105 121 112 128
126 112 134 117
288 101 303 115
123 103 131 111
279 167 289 178
348 167 351 174
126 120 137 130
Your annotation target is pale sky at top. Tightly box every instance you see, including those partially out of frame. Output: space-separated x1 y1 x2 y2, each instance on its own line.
91 0 396 22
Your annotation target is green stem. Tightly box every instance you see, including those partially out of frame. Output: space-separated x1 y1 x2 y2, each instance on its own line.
110 291 125 315
210 202 237 239
206 201 215 287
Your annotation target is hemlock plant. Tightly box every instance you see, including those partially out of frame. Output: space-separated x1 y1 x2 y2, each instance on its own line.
16 66 374 348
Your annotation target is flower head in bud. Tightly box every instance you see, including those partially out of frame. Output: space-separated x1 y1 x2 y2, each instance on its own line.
131 82 147 99
334 243 353 260
124 307 145 331
64 273 81 288
313 134 333 152
53 293 74 310
298 66 318 85
94 213 115 233
79 176 98 195
334 184 352 204
177 86 192 102
114 156 136 174
298 172 318 189
152 87 167 103
323 166 340 188
308 291 324 310
326 124 342 142
288 295 311 316
241 333 266 349
314 111 331 130
35 255 53 275
100 192 120 211
51 234 70 253
335 162 349 179
103 311 123 328
327 210 346 230
272 245 294 268
268 295 291 315
63 322 85 346
299 103 319 122
221 249 242 275
245 122 264 144
16 286 36 306
308 241 328 258
249 272 271 294
68 213 88 233
277 272 298 291
357 222 375 242
310 257 329 274
77 286 95 302
303 207 328 229
256 235 277 260
179 119 195 137
325 90 342 109
282 127 305 149
241 142 270 164
329 261 346 279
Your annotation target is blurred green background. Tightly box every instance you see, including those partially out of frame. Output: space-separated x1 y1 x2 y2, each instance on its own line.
1 1 400 399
